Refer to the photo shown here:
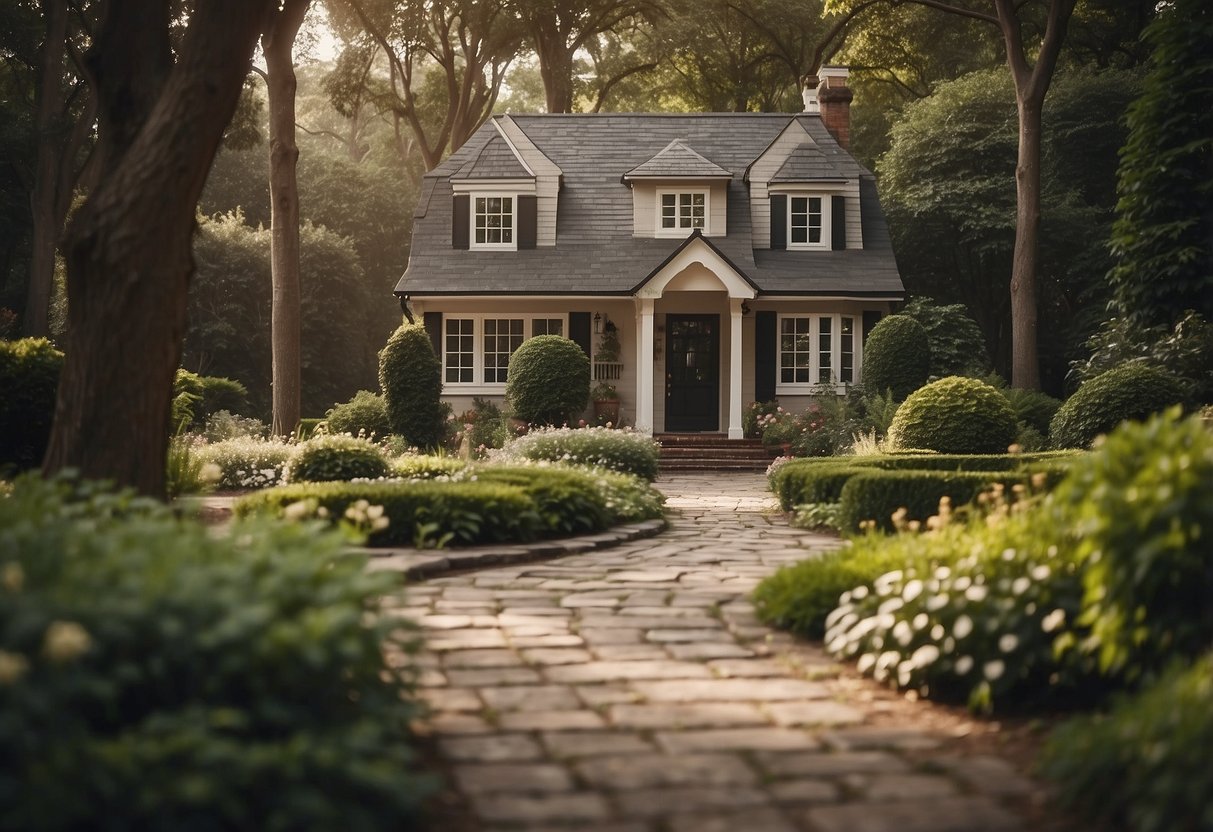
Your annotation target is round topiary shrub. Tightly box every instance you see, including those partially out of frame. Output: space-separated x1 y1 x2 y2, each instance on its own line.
861 314 931 400
1050 364 1187 449
287 434 389 483
325 390 391 438
0 337 64 471
506 335 590 425
888 376 1018 454
379 322 443 449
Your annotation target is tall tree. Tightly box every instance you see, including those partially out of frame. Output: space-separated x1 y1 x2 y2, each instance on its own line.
834 0 1077 389
333 0 522 170
261 0 311 437
42 0 274 496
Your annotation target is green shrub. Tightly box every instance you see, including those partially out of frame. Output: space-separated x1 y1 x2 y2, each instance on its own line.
888 376 1018 454
1001 387 1062 436
0 338 63 471
455 397 509 456
203 409 267 442
744 400 781 439
837 469 1032 533
823 511 1086 713
790 502 843 531
772 461 867 511
1040 654 1213 832
505 335 590 425
390 454 467 480
196 436 294 489
1050 364 1187 449
297 417 325 440
197 375 249 418
379 322 444 449
1052 409 1213 680
475 463 664 529
326 390 391 439
287 434 389 483
236 479 540 547
753 541 907 638
0 475 433 830
860 315 931 400
495 426 661 481
900 297 991 378
165 435 214 498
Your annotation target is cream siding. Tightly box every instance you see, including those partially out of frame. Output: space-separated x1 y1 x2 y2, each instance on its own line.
630 181 728 238
495 116 562 248
748 120 812 249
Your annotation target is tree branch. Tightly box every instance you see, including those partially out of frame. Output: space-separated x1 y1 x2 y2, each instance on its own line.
895 0 999 26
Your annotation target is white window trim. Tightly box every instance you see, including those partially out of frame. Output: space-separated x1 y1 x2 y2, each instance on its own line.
470 192 518 251
775 313 860 394
442 314 569 393
655 188 710 237
787 193 832 250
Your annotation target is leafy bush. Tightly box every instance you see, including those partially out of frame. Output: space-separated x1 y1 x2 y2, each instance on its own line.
0 337 63 471
771 460 867 511
196 436 294 490
823 511 1086 713
505 335 590 425
837 469 1034 533
888 376 1018 454
326 390 391 439
236 480 540 547
453 397 509 457
1000 387 1062 436
0 475 432 830
287 434 389 483
494 426 661 481
1050 364 1187 449
379 322 443 449
165 435 215 499
203 409 267 442
753 541 907 638
744 400 781 439
1041 654 1213 832
1052 409 1213 680
860 315 931 400
475 463 664 528
1071 312 1213 405
390 454 467 480
297 417 324 440
790 502 843 531
900 297 991 378
197 375 249 418
471 465 609 535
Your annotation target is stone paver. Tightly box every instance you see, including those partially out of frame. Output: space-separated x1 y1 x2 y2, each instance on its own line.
405 472 1058 831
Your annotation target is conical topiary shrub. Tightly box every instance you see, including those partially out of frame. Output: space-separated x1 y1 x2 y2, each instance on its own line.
378 322 443 449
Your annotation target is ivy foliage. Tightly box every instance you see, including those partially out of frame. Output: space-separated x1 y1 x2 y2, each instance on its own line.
379 322 443 450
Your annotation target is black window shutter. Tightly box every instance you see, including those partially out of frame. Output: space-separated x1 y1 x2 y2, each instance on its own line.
862 311 882 343
569 312 592 358
755 311 777 402
517 195 537 249
831 195 847 250
452 195 470 249
423 312 443 358
769 195 787 250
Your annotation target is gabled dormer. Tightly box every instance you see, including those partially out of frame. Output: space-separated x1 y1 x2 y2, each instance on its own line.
745 68 865 252
622 139 732 238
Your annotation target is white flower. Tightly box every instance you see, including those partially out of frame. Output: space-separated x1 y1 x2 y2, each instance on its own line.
964 584 988 603
1041 608 1067 633
983 660 1005 681
912 613 929 631
902 579 924 602
926 594 949 612
1012 577 1031 595
955 655 974 675
953 615 974 639
0 651 29 685
893 620 914 646
282 500 314 521
911 644 940 669
998 634 1020 653
1031 564 1051 581
43 621 91 664
2 562 23 593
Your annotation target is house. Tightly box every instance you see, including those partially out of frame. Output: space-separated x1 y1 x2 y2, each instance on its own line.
395 67 904 437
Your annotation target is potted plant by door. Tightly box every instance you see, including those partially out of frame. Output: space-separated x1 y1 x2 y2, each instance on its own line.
591 382 621 425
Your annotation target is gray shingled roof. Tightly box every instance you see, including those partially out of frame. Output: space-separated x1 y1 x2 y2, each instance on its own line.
622 139 733 181
398 113 902 298
770 142 848 182
449 134 532 180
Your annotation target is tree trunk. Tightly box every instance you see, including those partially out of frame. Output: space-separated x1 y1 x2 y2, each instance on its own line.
1009 94 1042 390
539 42 576 113
24 0 69 338
264 0 310 438
42 0 273 497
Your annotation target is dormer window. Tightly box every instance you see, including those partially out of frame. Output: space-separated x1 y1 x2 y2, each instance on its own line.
474 195 514 249
789 195 828 249
658 190 708 236
769 191 847 251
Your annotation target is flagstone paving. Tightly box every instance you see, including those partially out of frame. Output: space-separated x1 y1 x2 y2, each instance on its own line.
395 472 1065 831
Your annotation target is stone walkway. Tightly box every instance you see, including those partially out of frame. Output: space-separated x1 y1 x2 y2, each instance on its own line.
394 472 1053 832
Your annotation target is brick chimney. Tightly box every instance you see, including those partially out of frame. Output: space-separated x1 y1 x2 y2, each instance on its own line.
816 66 853 149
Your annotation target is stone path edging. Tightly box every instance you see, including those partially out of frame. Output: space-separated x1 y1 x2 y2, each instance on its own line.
364 519 668 581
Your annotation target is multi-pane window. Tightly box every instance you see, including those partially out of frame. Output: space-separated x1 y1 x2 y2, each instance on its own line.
778 314 857 390
474 196 514 247
483 318 525 383
442 316 568 387
445 318 475 383
659 191 706 233
790 196 823 246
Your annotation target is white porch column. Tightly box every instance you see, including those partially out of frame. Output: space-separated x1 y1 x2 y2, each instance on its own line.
728 298 744 439
635 298 655 434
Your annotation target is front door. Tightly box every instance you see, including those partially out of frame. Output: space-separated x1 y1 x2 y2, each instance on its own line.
665 314 720 432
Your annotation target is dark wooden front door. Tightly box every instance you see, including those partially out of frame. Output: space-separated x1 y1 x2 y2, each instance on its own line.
665 314 720 432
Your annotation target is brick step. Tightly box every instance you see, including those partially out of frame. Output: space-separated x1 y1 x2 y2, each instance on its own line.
659 458 771 471
659 447 772 459
656 434 763 448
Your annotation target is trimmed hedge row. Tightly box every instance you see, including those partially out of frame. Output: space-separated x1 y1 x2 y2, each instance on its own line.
837 469 1032 533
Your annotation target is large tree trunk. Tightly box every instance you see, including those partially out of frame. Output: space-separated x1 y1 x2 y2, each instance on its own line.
24 0 69 338
264 0 310 438
1009 95 1042 390
42 0 273 497
538 40 576 113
